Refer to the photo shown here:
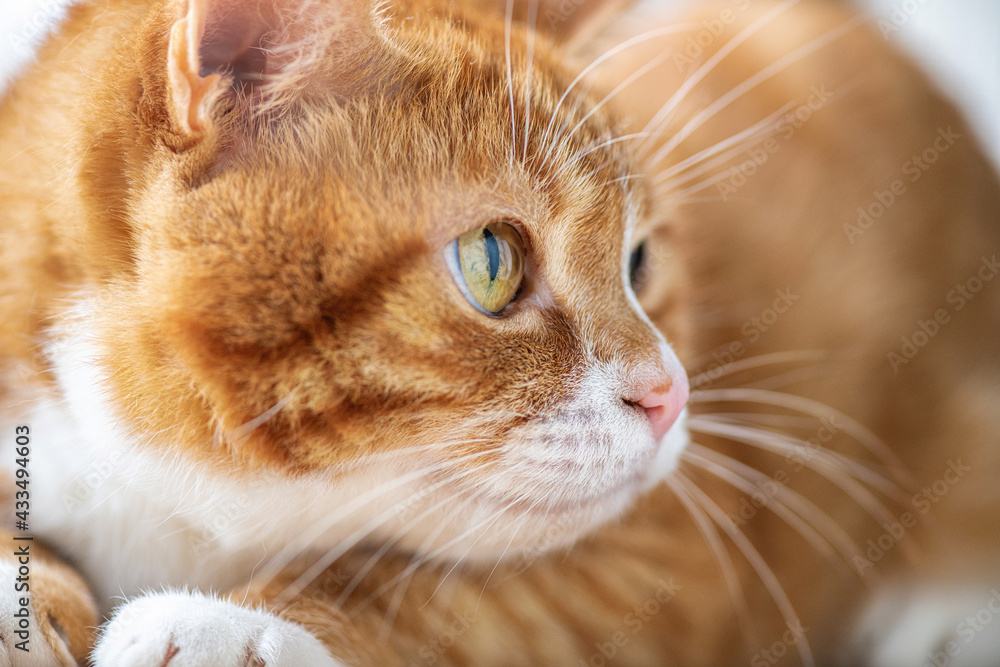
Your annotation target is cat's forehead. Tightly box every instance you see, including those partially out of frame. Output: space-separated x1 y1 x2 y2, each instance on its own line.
201 5 647 274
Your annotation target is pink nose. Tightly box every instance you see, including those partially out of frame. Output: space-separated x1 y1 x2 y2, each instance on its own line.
638 376 690 441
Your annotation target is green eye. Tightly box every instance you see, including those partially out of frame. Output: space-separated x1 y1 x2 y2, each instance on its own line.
452 222 525 315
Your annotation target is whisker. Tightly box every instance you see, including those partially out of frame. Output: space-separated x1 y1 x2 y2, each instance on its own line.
421 498 514 606
684 444 863 582
225 390 298 441
648 14 864 167
522 0 538 163
651 102 796 187
505 0 516 164
374 487 484 643
695 412 827 430
553 50 669 162
336 475 484 607
638 0 803 155
563 132 651 168
690 388 911 483
689 416 901 501
671 472 815 667
270 459 498 606
253 446 496 598
475 496 539 610
688 350 843 390
354 489 507 613
687 418 913 552
665 469 758 649
538 22 698 163
660 160 760 202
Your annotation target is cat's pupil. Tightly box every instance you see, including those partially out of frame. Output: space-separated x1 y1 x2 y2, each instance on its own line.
629 242 647 290
484 228 500 282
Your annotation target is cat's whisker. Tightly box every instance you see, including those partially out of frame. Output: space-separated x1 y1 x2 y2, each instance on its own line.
665 467 758 649
743 363 852 393
475 496 542 610
505 0 517 164
637 0 803 157
254 446 498 595
353 487 506 614
687 418 913 555
601 172 644 188
335 471 487 607
224 389 298 442
650 124 783 200
549 51 669 164
273 472 482 608
271 446 516 607
689 415 901 501
559 132 650 176
660 163 762 203
419 496 517 607
651 102 796 189
522 0 539 164
670 472 815 667
690 388 912 484
537 23 698 163
699 412 828 431
684 444 866 582
687 350 843 390
374 488 486 643
649 15 863 168
394 482 558 616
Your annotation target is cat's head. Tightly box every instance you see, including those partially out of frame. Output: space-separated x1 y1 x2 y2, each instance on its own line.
84 0 689 560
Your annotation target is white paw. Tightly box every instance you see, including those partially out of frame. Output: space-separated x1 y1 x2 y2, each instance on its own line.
851 584 1000 666
93 591 345 667
0 560 75 667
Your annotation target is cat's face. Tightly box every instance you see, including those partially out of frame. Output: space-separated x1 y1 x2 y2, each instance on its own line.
100 0 688 560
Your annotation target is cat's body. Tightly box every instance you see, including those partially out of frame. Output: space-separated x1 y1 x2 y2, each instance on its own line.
1 0 998 665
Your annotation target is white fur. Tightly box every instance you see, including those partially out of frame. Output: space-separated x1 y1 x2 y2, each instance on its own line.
94 591 343 666
13 308 426 608
851 584 1000 666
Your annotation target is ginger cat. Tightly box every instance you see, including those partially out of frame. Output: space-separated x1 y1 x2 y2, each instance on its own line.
1 0 998 665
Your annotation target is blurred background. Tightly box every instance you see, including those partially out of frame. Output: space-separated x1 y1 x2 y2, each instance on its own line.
1 0 997 166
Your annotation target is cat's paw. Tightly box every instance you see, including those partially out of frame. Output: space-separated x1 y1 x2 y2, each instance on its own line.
93 591 345 667
851 585 1000 666
0 558 81 667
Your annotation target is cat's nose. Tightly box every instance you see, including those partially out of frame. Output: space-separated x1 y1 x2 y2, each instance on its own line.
637 375 689 442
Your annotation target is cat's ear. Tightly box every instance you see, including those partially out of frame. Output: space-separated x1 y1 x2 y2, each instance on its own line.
166 0 377 138
479 0 638 48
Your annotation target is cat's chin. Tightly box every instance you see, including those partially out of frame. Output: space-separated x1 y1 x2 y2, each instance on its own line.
385 488 642 566
381 413 691 565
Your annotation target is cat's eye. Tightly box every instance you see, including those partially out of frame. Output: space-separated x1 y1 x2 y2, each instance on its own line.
450 222 525 315
629 241 648 292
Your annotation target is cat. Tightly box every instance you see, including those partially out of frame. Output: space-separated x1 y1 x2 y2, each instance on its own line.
1 0 999 665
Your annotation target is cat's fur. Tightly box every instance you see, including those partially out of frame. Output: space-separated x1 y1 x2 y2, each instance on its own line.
1 0 999 665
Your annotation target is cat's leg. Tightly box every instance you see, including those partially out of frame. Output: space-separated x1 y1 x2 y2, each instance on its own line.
0 533 98 666
92 586 373 667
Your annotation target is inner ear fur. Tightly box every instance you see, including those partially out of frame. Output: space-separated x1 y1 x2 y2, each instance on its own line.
166 0 379 139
